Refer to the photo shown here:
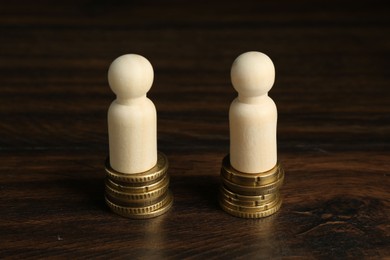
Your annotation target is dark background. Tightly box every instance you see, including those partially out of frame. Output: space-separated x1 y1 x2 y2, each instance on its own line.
0 0 389 258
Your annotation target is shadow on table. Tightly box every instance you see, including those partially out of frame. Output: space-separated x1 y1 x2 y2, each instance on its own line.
169 174 221 211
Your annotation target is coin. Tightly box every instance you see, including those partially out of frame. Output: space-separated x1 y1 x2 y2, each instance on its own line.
220 185 278 207
221 155 283 186
111 173 165 187
106 191 167 207
106 175 169 193
220 193 280 212
106 191 173 219
221 171 284 196
105 192 167 215
219 196 282 219
105 177 169 202
105 152 168 184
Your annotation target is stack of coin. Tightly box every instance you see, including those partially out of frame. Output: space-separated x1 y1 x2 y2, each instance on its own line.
104 152 173 219
219 155 284 218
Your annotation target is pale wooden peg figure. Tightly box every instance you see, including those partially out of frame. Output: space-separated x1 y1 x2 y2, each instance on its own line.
107 54 157 174
230 51 277 173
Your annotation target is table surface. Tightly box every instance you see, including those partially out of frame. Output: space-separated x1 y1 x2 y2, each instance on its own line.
0 0 389 258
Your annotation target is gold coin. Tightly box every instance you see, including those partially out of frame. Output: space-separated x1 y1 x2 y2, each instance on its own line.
105 193 166 215
106 192 167 207
105 177 169 202
220 185 278 207
111 173 165 187
221 155 283 186
221 170 284 196
220 193 280 212
219 196 282 219
105 152 168 184
106 175 169 193
106 191 173 219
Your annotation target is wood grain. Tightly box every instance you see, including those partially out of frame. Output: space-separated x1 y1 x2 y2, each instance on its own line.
0 0 389 258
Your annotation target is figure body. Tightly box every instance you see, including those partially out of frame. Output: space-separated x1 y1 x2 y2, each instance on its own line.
107 54 157 173
229 51 278 173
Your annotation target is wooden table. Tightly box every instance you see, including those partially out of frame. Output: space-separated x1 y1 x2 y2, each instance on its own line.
1 0 389 258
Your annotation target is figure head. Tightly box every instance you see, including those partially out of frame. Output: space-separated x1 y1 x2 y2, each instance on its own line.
230 51 275 97
108 54 154 99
